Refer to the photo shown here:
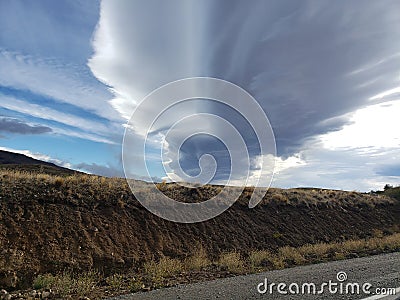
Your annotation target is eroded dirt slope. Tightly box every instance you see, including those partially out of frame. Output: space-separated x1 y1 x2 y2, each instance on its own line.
1 172 399 289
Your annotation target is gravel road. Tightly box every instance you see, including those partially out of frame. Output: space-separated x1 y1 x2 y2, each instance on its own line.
109 252 400 300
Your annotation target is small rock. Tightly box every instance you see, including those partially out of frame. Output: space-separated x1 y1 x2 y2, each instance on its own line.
29 290 37 298
347 252 359 259
0 290 11 300
41 291 51 299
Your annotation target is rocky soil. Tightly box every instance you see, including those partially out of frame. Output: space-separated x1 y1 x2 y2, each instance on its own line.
1 171 399 291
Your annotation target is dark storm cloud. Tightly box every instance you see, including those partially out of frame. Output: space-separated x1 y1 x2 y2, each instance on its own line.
203 0 400 155
0 117 52 134
90 0 400 182
376 165 400 177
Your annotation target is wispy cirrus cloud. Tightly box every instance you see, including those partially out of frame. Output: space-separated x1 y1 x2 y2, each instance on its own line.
0 95 118 144
0 0 127 175
0 0 123 144
0 49 119 122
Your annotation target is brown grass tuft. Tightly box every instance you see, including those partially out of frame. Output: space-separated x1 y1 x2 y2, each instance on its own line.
248 250 274 270
217 251 244 273
184 246 211 271
144 257 183 282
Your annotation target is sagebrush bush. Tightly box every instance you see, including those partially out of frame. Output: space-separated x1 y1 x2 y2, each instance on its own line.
106 273 124 289
278 246 306 265
217 251 244 273
184 246 210 271
144 257 183 281
248 250 273 270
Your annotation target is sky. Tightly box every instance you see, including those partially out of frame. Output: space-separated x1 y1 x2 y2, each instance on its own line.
0 0 399 191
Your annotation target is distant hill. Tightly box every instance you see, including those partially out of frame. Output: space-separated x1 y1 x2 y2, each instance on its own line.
0 149 79 176
0 149 58 166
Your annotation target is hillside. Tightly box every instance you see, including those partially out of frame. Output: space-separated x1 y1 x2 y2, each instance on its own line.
383 186 400 201
0 150 78 176
1 170 399 291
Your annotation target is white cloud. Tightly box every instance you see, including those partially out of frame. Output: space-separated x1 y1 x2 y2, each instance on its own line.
272 100 400 191
88 0 208 120
321 100 400 150
0 96 109 134
52 128 117 145
0 49 121 122
0 95 117 144
273 143 400 192
0 96 121 145
221 154 305 187
369 87 400 101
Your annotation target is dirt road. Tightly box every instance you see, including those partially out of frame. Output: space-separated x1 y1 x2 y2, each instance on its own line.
110 252 400 300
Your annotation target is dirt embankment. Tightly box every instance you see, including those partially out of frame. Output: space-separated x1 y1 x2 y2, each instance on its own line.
1 171 399 289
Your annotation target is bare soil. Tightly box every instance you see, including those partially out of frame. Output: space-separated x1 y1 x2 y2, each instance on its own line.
0 171 399 290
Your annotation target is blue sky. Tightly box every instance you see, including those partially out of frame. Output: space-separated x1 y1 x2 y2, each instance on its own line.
1 0 400 191
0 0 124 173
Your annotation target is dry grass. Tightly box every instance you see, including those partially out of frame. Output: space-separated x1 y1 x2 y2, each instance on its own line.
298 242 336 259
247 233 400 273
144 257 183 282
341 239 366 253
248 247 305 271
217 251 244 273
106 273 124 290
270 256 286 269
32 270 99 297
365 233 400 251
259 186 395 208
28 232 400 298
278 246 306 265
129 277 144 293
297 233 400 261
1 169 395 208
271 193 289 203
53 176 64 187
184 246 211 271
248 250 273 270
